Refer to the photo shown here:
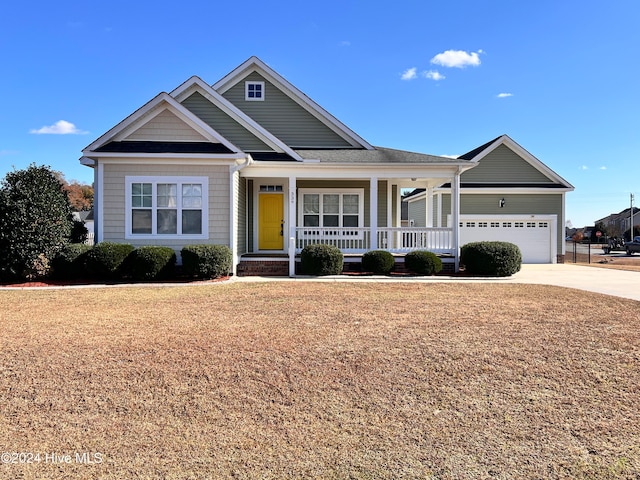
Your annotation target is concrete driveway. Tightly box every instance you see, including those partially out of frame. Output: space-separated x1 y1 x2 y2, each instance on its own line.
237 264 640 302
504 264 640 302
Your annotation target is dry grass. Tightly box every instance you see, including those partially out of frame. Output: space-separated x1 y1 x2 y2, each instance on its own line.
1 283 639 479
570 252 640 272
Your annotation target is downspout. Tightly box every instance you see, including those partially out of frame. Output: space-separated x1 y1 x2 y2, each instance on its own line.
229 154 254 277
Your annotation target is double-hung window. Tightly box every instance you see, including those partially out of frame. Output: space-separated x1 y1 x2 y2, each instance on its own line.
126 176 208 239
299 189 363 236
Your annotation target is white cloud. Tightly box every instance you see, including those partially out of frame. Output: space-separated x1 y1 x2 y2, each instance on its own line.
339 40 351 47
600 166 607 170
580 165 589 170
423 70 445 81
401 67 418 80
431 49 483 68
30 120 88 135
497 93 513 98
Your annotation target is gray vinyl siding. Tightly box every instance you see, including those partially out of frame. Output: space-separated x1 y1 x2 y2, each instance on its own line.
407 198 427 227
392 185 398 226
102 163 230 251
439 193 564 251
247 180 254 252
222 72 353 148
126 109 208 142
181 92 272 152
378 180 387 228
462 144 554 183
235 174 247 255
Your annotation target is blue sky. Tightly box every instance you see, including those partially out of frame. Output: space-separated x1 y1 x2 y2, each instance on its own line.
1 0 638 228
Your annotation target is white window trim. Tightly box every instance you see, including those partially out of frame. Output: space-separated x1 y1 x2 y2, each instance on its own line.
245 81 265 101
125 176 209 240
298 188 364 231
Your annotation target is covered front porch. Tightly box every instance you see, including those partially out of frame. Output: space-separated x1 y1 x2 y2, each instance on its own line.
231 157 471 277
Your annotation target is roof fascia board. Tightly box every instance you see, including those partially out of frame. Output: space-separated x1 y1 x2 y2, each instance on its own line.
212 57 374 150
84 93 242 154
171 76 302 161
81 155 245 164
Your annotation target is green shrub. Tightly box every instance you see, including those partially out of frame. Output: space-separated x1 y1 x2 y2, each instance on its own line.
85 242 135 279
361 250 395 275
51 243 92 279
460 241 522 276
129 246 176 281
404 250 443 275
0 164 75 280
181 244 232 279
300 244 343 276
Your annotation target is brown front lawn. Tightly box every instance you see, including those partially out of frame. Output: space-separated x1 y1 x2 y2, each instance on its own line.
1 283 639 479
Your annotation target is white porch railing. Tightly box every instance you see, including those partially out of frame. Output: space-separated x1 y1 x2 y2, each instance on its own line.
295 227 453 254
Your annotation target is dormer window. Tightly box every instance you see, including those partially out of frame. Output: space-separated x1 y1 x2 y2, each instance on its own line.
245 81 264 101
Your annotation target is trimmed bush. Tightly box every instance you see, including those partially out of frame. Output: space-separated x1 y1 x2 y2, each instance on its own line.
460 241 522 276
0 164 75 281
300 244 343 276
129 246 176 281
361 250 395 275
51 243 92 279
404 250 443 275
181 244 232 279
85 242 135 279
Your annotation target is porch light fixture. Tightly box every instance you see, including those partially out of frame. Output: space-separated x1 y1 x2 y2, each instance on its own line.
499 198 506 208
411 178 417 182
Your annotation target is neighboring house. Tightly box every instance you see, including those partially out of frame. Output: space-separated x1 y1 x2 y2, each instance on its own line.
404 135 574 264
595 207 640 238
80 56 573 276
72 210 95 245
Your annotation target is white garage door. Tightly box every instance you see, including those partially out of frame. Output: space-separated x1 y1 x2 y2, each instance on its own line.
459 215 557 263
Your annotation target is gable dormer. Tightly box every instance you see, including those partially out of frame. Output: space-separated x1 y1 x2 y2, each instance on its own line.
213 57 373 150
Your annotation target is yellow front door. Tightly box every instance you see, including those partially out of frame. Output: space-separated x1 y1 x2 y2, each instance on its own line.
258 193 284 250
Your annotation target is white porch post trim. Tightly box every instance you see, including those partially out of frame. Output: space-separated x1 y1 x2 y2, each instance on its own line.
229 169 238 276
370 177 378 250
436 192 442 228
96 161 104 243
288 175 297 277
386 181 393 250
452 170 461 272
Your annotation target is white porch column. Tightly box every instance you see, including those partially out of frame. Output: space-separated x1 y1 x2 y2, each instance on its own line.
436 193 442 228
229 170 239 276
288 175 297 277
426 186 434 228
370 177 378 250
96 161 104 243
451 170 461 272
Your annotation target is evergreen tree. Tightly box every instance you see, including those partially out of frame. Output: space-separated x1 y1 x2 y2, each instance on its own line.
0 164 75 280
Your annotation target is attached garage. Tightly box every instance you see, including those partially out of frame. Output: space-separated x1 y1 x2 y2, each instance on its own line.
459 214 557 263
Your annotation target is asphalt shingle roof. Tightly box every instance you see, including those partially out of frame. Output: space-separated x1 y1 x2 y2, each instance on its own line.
295 147 469 164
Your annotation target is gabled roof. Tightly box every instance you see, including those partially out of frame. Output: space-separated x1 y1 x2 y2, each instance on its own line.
459 134 574 189
170 76 302 160
212 56 374 150
83 92 243 156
